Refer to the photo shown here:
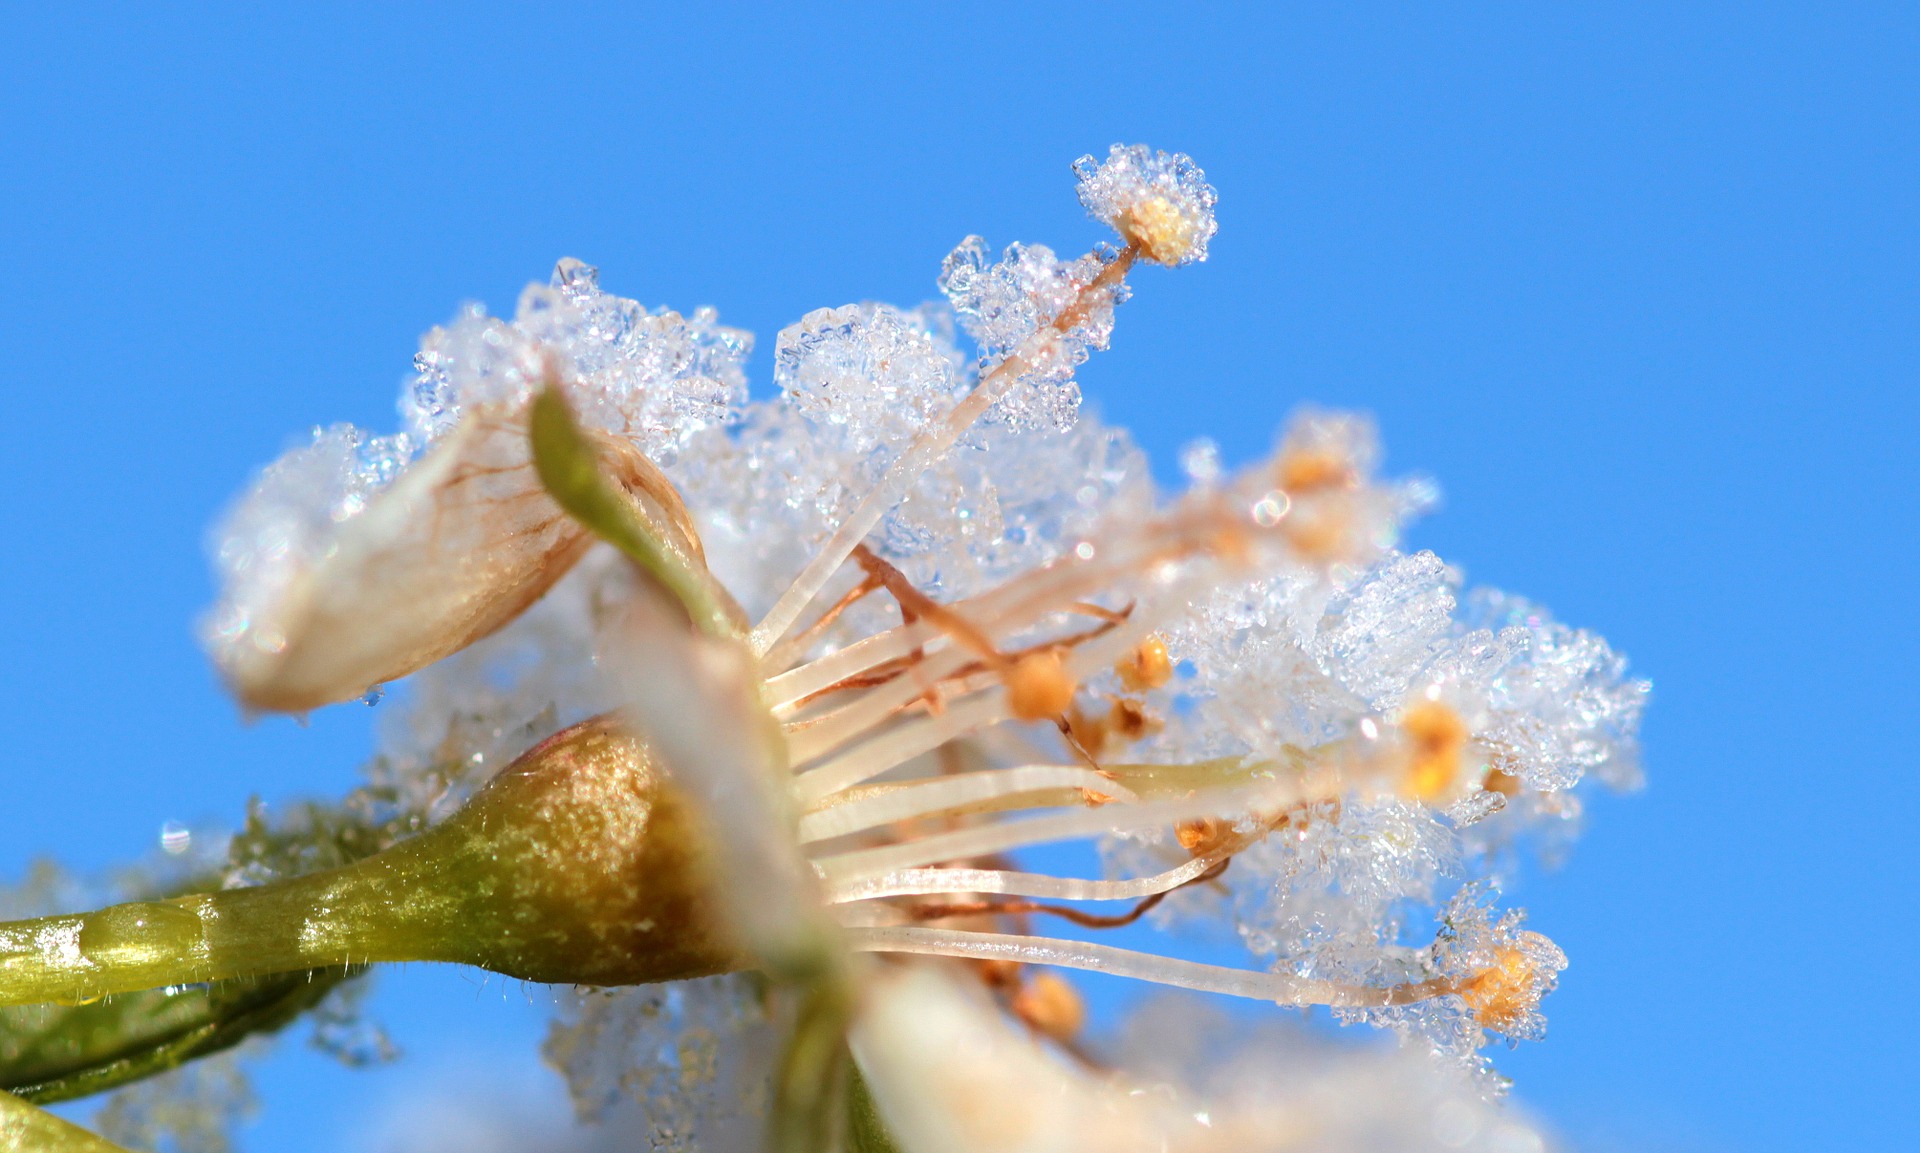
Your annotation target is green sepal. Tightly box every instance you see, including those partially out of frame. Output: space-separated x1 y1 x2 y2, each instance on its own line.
844 1056 906 1153
0 968 358 1105
767 980 853 1153
529 387 743 640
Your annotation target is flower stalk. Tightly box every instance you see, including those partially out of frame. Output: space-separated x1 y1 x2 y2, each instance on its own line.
0 718 736 1008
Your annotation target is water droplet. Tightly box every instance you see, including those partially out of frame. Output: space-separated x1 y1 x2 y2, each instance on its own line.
160 821 192 855
1252 491 1290 527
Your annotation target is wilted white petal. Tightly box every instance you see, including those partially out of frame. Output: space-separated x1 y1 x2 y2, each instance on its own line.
852 965 1553 1153
210 405 684 713
599 582 836 979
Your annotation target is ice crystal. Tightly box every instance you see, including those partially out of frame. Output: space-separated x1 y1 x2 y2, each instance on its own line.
937 236 1117 431
93 1047 257 1153
407 258 750 460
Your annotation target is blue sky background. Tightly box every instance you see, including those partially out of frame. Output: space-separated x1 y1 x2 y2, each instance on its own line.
2 3 1915 1151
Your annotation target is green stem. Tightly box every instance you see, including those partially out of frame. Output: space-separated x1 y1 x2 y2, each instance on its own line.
0 716 739 1008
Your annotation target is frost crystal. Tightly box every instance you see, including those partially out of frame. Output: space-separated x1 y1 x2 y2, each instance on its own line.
938 236 1118 431
407 258 749 461
774 302 963 459
544 976 784 1151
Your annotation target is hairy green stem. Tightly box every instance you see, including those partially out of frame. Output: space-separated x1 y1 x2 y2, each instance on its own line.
0 717 738 1009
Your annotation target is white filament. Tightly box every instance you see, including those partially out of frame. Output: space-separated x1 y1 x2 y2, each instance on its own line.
797 765 1136 845
826 852 1222 904
843 926 1395 1007
814 787 1281 886
792 692 1012 806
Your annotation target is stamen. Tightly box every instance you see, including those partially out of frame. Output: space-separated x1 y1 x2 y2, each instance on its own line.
853 545 1002 663
793 693 1012 805
843 927 1456 1008
830 855 1228 907
814 787 1286 886
761 573 882 675
764 619 938 712
898 859 1230 929
796 766 1135 844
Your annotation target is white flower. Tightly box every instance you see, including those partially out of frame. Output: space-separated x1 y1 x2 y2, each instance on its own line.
203 145 1641 1150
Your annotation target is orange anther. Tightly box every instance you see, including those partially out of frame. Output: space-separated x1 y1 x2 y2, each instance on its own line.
1012 971 1087 1043
1116 635 1173 692
1402 700 1469 802
1277 448 1357 494
1460 940 1546 1034
1005 650 1078 721
1107 698 1162 743
1175 816 1229 856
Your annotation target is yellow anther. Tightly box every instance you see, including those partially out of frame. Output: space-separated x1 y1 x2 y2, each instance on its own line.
1116 634 1173 691
1402 700 1469 802
1460 938 1548 1034
1122 196 1201 266
1005 650 1078 721
1280 506 1354 562
1175 816 1229 857
1012 971 1087 1043
1277 447 1357 494
1107 698 1161 743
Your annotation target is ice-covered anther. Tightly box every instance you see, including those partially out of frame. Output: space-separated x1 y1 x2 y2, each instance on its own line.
1341 886 1568 1073
1452 589 1649 793
203 260 736 712
1074 143 1219 267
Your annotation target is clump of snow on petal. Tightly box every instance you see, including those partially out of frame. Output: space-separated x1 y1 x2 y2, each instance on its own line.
407 259 750 465
202 423 413 673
